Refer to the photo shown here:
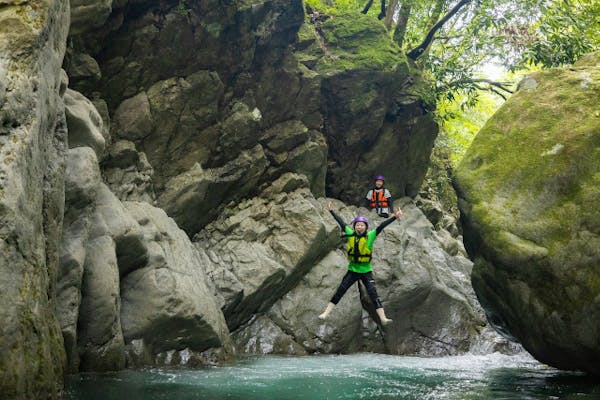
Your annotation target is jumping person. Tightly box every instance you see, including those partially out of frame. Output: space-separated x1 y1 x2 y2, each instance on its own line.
365 175 393 217
318 201 402 325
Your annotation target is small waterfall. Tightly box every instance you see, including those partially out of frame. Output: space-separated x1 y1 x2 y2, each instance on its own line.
469 325 527 356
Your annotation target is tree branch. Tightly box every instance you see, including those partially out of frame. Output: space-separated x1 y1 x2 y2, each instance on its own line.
440 78 514 98
407 0 472 60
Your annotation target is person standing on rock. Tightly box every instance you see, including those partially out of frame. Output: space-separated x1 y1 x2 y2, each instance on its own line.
318 201 402 325
365 175 393 217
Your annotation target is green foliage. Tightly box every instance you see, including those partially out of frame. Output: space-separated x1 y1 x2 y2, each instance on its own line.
305 0 599 104
435 90 504 166
176 0 191 17
516 0 600 68
405 1 540 104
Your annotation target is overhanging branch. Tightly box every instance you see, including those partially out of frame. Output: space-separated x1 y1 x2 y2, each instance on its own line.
441 78 514 99
407 0 472 60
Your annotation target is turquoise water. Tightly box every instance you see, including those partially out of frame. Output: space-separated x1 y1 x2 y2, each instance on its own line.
65 353 600 400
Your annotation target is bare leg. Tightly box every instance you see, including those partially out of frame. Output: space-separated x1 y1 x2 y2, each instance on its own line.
376 307 392 325
318 302 335 320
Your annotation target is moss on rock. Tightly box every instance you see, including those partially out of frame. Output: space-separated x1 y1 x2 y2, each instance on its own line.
454 53 600 374
298 6 402 75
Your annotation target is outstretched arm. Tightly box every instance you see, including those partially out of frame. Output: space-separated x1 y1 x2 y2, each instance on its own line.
375 208 403 235
328 201 347 229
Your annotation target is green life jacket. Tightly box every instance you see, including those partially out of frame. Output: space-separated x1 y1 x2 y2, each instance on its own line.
346 234 372 264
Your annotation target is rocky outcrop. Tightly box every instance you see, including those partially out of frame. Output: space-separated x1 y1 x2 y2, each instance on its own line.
66 0 327 236
454 52 600 374
64 0 436 236
2 0 494 396
194 173 339 331
323 70 438 202
120 201 232 359
295 12 438 203
0 1 70 399
64 88 107 158
231 199 487 356
58 130 232 372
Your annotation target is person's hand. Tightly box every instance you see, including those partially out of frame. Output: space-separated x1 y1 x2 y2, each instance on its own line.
328 201 334 211
393 208 403 219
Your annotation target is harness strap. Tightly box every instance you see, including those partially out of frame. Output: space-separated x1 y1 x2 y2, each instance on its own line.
370 188 388 209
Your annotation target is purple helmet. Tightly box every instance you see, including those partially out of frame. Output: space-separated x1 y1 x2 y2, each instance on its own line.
375 175 385 181
353 216 369 228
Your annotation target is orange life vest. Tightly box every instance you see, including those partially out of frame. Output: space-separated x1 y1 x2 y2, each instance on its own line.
369 189 389 208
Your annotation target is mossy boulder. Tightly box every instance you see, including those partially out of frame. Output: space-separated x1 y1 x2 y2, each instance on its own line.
297 5 438 202
454 52 600 374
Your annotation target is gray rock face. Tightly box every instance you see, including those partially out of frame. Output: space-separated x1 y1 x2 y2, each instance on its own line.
58 147 102 372
323 71 438 203
66 0 328 236
120 201 232 355
58 148 129 372
227 198 487 356
0 1 70 398
102 140 155 203
58 149 232 371
78 234 126 371
70 0 115 36
195 174 339 331
64 88 106 157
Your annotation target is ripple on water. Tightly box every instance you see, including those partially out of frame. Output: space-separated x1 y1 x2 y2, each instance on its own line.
65 353 600 400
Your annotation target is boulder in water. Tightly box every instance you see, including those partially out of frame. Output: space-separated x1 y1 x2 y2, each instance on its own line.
454 52 600 374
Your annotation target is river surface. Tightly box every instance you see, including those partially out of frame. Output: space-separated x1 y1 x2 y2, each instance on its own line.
65 353 600 400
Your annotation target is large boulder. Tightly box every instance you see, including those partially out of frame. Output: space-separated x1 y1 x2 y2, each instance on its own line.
58 148 133 372
58 147 233 371
0 1 70 398
454 52 600 374
194 173 339 331
120 201 233 357
296 11 438 202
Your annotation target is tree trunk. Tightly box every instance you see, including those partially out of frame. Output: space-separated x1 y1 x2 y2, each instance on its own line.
393 0 412 49
384 0 398 30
